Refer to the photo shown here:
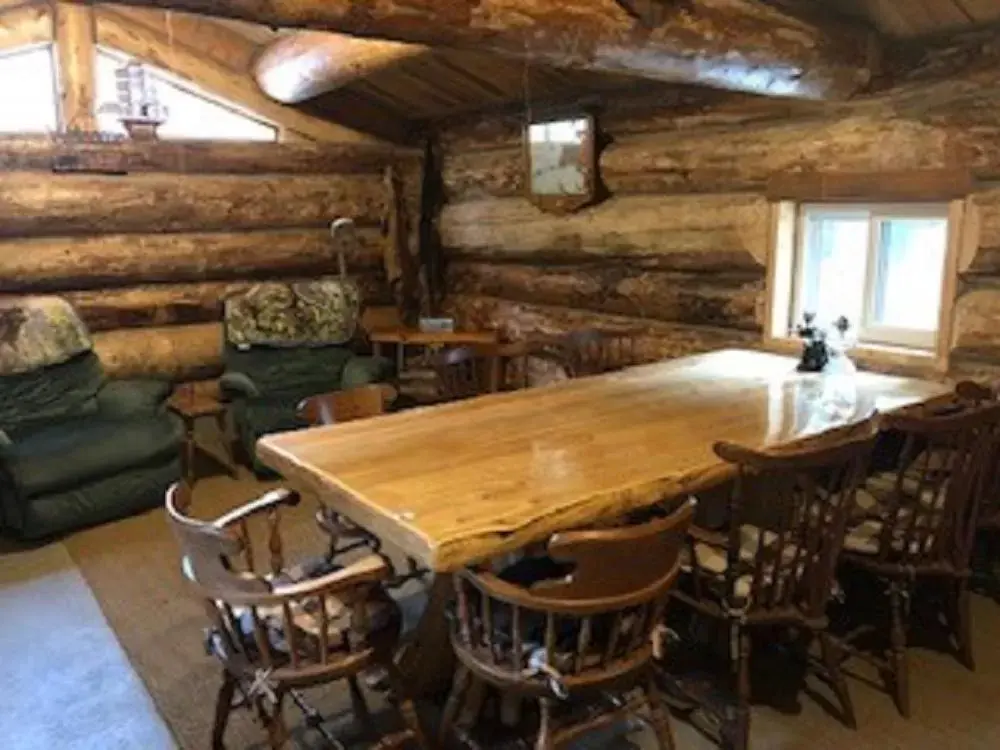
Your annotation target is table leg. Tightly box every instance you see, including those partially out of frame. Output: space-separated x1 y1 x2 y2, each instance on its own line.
396 574 456 698
215 409 240 479
397 343 405 375
373 342 383 359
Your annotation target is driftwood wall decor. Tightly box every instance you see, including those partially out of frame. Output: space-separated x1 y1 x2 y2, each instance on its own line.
0 136 419 381
435 57 1000 378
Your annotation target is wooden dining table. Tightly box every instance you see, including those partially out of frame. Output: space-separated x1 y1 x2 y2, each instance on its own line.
255 348 950 692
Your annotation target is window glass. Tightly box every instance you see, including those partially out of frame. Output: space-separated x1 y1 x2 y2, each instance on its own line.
0 45 58 133
870 218 948 332
95 49 277 141
797 211 868 329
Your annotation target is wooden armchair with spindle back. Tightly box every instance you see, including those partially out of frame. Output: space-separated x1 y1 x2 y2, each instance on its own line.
671 423 878 749
840 400 1000 718
165 483 428 750
440 499 695 750
428 346 496 401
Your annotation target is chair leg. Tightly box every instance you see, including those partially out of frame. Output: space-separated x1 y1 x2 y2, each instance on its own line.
536 697 555 750
348 675 377 738
955 579 976 671
644 671 677 750
211 671 236 750
438 665 471 746
384 662 430 750
724 628 751 750
262 692 289 750
888 583 911 719
818 631 857 730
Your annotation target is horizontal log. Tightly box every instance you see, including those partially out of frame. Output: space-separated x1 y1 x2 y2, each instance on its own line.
94 322 223 381
0 228 385 292
92 0 876 100
766 169 973 202
63 273 391 331
441 112 959 202
0 135 411 174
0 172 386 237
444 294 758 365
446 262 763 332
440 194 770 270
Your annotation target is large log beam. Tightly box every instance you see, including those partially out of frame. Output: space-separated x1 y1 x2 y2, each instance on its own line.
86 0 876 100
93 322 223 380
0 3 51 51
255 31 427 104
447 261 763 331
63 273 391 330
54 1 96 131
0 228 385 291
0 171 386 236
0 135 411 173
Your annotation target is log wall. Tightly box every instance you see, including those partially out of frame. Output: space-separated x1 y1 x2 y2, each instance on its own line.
0 136 415 380
436 87 1000 377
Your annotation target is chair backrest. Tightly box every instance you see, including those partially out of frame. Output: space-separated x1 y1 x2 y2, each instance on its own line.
429 346 494 401
874 400 1000 570
955 381 1000 529
165 483 390 685
714 421 878 619
558 330 637 378
297 383 398 426
451 499 694 689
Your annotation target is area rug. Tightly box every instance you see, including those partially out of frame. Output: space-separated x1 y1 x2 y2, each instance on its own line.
63 470 1000 750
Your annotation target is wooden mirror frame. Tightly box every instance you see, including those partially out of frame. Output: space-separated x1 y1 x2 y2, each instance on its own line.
524 113 599 215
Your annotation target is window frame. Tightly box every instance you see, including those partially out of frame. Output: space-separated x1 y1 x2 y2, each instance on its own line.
792 202 951 352
767 198 968 374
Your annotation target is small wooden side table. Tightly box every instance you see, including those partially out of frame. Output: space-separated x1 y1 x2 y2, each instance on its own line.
168 388 239 485
369 328 499 373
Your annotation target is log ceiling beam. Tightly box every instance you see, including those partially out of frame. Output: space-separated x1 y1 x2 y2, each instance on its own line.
80 0 878 101
93 7 387 143
54 1 96 131
255 31 427 104
0 2 50 51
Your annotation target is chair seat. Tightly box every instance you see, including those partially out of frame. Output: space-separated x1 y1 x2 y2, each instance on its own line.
681 524 802 605
843 516 941 557
221 555 402 660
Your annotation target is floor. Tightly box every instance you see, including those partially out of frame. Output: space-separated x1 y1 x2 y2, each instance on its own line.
4 470 1000 749
0 541 176 750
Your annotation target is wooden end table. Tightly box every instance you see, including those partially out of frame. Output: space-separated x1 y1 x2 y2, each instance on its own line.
168 388 239 485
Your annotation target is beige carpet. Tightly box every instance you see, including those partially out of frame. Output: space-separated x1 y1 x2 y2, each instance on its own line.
63 470 1000 750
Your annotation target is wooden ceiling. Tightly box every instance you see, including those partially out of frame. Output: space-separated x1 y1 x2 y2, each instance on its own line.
793 0 1000 38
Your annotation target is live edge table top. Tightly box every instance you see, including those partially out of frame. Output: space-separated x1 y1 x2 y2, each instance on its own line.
256 349 949 573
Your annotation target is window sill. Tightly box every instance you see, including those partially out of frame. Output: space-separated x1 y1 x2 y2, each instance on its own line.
762 336 947 378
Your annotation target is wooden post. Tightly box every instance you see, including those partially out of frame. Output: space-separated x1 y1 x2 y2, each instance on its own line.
54 0 97 132
384 164 421 325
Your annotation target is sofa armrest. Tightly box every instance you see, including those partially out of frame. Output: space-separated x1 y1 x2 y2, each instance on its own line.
342 355 395 389
219 371 261 401
96 379 173 419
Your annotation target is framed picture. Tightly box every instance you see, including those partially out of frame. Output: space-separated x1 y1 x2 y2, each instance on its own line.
524 114 599 214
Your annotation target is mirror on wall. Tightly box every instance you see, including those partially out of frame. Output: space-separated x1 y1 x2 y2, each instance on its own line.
524 114 599 213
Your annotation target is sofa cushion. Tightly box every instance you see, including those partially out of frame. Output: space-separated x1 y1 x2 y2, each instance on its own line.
0 352 104 429
10 457 181 540
2 413 183 498
96 379 173 418
224 345 355 395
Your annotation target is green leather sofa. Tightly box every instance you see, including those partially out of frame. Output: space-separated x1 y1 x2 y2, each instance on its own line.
0 351 183 540
219 344 393 475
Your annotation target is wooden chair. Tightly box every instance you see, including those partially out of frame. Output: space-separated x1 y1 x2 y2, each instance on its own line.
165 483 429 750
670 422 878 750
840 400 1000 717
555 330 638 378
428 346 496 401
439 499 695 749
955 381 1000 533
296 383 397 427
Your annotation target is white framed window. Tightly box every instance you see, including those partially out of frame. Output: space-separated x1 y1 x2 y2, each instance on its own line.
781 203 952 352
94 48 278 141
0 44 58 133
